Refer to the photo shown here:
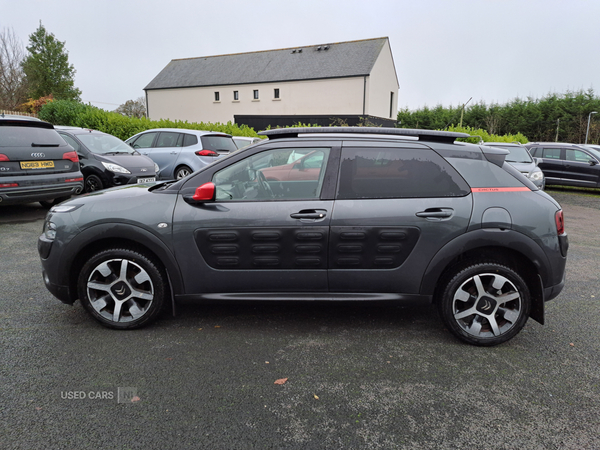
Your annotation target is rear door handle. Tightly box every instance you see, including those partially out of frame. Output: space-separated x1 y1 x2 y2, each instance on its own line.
416 208 453 219
290 209 327 219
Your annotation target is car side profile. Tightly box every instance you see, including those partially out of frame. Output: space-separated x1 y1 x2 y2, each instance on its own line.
525 142 600 188
56 127 158 193
38 127 568 346
0 115 83 207
125 128 238 180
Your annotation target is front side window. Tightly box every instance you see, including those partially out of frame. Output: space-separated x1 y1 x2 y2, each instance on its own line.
566 149 595 163
213 147 330 201
337 148 469 199
129 132 157 149
59 133 80 152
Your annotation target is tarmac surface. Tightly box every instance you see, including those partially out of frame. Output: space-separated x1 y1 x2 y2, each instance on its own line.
0 189 599 449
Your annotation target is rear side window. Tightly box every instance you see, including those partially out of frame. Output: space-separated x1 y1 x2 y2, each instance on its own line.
201 135 237 153
566 149 596 163
337 147 470 199
156 132 182 148
0 126 65 147
541 148 561 159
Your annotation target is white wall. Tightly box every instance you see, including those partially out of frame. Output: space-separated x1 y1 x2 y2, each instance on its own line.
147 77 367 123
365 39 399 119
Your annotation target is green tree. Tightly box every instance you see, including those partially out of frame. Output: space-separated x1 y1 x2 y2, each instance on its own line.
21 22 81 102
116 97 146 118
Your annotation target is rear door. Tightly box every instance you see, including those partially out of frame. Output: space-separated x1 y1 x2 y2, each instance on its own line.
530 146 564 183
328 141 473 295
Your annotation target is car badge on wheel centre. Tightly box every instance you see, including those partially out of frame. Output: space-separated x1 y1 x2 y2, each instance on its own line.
31 152 46 158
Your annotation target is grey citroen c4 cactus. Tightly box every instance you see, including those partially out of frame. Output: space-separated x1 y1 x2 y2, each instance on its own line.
38 127 568 346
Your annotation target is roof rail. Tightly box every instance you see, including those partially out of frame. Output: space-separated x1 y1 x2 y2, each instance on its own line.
258 127 470 143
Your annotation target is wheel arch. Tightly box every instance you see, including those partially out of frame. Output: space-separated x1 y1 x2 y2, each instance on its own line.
63 223 184 304
422 229 548 324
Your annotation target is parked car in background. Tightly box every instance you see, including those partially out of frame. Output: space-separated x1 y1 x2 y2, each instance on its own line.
0 115 83 207
232 136 262 149
56 127 157 193
525 142 600 188
39 127 568 346
483 142 545 189
125 128 238 180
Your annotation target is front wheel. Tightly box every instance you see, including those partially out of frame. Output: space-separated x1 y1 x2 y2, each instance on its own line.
85 174 104 193
437 263 530 346
77 248 167 329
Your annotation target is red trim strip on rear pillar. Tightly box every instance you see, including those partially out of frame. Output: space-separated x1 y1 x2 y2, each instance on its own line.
471 187 531 193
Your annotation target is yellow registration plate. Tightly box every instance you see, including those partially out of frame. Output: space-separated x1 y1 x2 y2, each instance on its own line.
20 160 55 169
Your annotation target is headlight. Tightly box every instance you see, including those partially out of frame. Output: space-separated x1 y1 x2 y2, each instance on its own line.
101 162 131 174
528 170 544 181
50 204 82 213
44 221 57 240
154 163 159 173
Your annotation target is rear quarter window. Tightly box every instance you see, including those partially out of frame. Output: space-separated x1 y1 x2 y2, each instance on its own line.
337 147 470 199
448 158 538 190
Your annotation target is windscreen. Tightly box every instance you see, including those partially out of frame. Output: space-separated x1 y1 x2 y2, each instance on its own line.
77 133 134 154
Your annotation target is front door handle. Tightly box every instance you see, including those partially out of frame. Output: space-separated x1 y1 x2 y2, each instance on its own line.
416 208 453 219
290 209 327 219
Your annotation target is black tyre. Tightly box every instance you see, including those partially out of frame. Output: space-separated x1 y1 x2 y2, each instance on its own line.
437 263 530 346
85 174 103 193
175 165 192 180
77 248 167 329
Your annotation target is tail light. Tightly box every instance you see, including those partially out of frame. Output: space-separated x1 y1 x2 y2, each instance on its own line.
65 177 84 183
0 183 19 188
0 154 9 162
195 150 219 157
62 151 79 162
555 210 565 235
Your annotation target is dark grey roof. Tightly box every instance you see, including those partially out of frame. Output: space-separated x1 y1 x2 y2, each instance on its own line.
145 37 389 91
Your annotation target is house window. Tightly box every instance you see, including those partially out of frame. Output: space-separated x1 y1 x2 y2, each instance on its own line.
214 92 220 102
274 88 280 99
233 91 239 101
389 92 394 118
253 90 259 100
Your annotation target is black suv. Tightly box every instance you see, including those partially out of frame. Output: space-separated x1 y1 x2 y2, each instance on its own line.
525 142 600 188
0 116 83 207
56 127 157 193
38 128 568 346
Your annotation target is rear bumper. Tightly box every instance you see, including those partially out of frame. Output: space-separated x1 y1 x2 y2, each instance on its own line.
0 179 83 205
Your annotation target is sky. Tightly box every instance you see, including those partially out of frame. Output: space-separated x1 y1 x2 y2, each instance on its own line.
2 0 600 112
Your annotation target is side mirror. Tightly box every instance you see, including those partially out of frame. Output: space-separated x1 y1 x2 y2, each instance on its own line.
589 160 598 166
183 182 215 204
534 157 542 166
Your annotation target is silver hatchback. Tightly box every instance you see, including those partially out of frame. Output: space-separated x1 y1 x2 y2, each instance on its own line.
125 128 238 180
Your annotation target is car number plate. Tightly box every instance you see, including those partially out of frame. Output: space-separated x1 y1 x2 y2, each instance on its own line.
20 160 54 169
137 177 156 183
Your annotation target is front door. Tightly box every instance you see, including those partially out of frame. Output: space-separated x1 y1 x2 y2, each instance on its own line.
172 145 335 295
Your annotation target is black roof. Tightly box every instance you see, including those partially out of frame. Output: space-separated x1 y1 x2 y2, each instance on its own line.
145 37 391 90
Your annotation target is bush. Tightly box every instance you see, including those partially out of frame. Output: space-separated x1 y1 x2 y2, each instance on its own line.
38 100 261 141
446 125 529 144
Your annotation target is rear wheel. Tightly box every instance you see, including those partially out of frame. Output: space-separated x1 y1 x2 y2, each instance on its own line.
175 165 192 180
77 248 167 329
437 262 530 346
85 174 103 193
